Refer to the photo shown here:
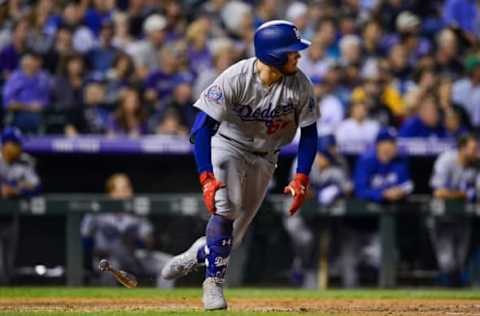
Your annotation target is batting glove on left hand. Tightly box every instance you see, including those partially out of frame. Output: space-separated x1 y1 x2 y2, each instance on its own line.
284 173 309 216
199 171 225 214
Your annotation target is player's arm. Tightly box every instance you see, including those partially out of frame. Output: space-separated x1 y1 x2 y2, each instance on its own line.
191 111 224 214
284 122 318 215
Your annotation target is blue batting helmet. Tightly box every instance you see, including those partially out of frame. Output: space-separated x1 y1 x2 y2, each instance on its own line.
254 20 311 68
1 127 23 146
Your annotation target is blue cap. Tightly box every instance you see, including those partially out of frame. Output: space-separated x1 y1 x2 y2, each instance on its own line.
1 127 23 146
376 127 397 144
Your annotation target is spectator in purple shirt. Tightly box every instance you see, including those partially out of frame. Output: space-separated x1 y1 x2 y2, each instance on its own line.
2 52 50 134
0 19 30 80
399 95 447 138
107 87 148 138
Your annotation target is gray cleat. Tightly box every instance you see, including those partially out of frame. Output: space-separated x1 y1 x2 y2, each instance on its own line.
202 277 227 311
161 236 206 280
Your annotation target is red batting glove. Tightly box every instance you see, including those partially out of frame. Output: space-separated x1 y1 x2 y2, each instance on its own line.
283 173 309 216
199 171 225 214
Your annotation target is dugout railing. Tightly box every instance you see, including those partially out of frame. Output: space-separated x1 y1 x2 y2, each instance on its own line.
0 194 478 288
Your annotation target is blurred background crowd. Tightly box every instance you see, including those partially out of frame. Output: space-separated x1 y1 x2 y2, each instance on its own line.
0 0 478 140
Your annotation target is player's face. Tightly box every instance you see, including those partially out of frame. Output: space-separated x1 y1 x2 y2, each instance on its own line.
462 139 478 162
1 142 22 163
377 141 397 163
281 52 301 75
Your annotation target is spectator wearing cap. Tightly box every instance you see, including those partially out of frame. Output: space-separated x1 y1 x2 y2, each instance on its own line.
393 12 431 63
335 101 380 151
452 56 480 129
283 138 352 288
107 87 148 137
429 133 479 286
87 21 120 76
399 95 447 138
354 128 413 203
2 53 50 134
0 19 29 79
126 14 167 79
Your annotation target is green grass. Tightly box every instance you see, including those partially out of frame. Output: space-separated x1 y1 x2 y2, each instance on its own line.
0 287 479 316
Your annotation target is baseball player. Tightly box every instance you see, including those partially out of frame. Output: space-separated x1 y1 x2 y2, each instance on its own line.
429 133 478 286
161 20 319 310
0 127 40 284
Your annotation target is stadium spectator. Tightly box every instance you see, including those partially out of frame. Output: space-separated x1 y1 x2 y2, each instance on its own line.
394 11 431 64
444 108 468 139
27 0 57 55
0 127 40 285
2 52 50 134
111 12 133 50
452 55 480 129
285 2 309 37
436 76 472 130
254 0 280 28
0 19 29 79
87 21 120 76
193 40 236 99
339 35 362 68
361 20 386 58
144 44 195 110
81 173 174 288
284 142 352 288
154 108 188 136
315 76 344 136
335 101 380 150
314 19 339 60
65 81 109 135
403 67 436 116
434 28 463 79
42 26 75 74
387 44 414 97
83 0 115 37
59 2 96 54
399 95 447 138
298 32 331 80
126 14 167 79
104 52 136 105
185 17 213 75
429 134 479 286
107 87 148 137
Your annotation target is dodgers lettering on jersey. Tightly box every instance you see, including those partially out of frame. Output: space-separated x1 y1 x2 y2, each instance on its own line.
193 58 319 152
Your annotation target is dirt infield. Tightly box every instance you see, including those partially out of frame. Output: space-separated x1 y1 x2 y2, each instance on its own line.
0 297 479 315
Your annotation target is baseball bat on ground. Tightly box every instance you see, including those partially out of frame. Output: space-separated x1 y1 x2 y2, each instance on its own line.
98 259 138 288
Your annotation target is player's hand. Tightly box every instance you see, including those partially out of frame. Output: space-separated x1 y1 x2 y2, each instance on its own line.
383 187 405 201
199 171 225 214
283 173 309 216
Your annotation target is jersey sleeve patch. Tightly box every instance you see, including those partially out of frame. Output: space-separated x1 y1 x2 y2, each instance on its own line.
205 85 224 105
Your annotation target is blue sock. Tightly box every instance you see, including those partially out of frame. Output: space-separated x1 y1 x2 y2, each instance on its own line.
203 214 233 279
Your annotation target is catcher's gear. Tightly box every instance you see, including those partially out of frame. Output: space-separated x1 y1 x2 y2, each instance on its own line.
284 173 309 216
199 171 225 214
254 20 311 68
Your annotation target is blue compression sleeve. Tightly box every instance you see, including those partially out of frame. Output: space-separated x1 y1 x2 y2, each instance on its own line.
191 112 218 174
296 123 318 175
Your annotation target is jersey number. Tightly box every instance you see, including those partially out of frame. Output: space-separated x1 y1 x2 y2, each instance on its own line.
266 119 289 135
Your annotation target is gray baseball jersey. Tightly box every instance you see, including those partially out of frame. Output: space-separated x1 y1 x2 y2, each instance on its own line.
193 57 319 247
194 57 319 153
0 153 40 195
430 150 480 201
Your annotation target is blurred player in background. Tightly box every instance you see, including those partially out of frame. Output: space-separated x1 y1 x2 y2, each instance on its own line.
81 173 174 288
349 127 413 287
162 20 319 310
0 127 40 284
429 133 479 286
284 139 352 288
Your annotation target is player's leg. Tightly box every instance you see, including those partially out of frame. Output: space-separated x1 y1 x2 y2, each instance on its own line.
201 146 247 310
